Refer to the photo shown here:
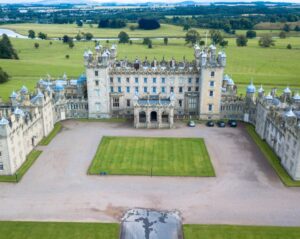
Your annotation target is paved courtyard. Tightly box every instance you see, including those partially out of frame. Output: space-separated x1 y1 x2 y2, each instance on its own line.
0 120 300 226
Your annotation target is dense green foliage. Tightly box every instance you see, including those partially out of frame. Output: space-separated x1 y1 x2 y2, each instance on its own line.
0 67 9 84
259 34 275 47
0 150 42 183
88 136 215 177
0 221 119 239
98 19 126 29
185 29 200 45
236 35 248 47
246 30 256 38
118 31 129 43
39 123 62 146
28 29 35 39
184 224 300 239
245 125 300 187
0 34 18 59
138 18 160 30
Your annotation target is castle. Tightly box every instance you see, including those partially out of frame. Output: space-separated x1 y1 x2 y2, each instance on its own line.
0 44 299 180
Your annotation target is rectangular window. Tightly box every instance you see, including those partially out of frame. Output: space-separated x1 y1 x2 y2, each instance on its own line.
95 89 100 96
161 87 165 93
113 98 119 108
211 71 215 77
188 78 192 84
95 71 98 76
144 87 147 93
110 77 113 83
195 87 199 91
144 78 147 83
179 99 183 107
127 99 130 107
152 87 156 93
196 78 199 83
135 87 139 93
208 104 213 111
188 87 192 92
209 90 214 97
126 87 130 93
95 80 99 86
118 86 122 93
0 162 3 171
110 87 114 93
170 87 174 93
135 77 139 84
118 77 121 83
179 87 183 93
161 78 165 84
210 81 215 87
153 78 157 83
95 102 100 111
126 77 130 83
189 98 197 109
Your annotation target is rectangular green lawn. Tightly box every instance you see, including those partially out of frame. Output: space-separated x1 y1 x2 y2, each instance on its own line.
88 136 215 177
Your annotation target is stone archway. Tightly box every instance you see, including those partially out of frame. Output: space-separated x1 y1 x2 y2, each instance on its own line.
150 111 157 122
139 111 146 123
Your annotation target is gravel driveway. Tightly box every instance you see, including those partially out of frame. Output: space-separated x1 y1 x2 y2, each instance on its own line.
0 120 299 226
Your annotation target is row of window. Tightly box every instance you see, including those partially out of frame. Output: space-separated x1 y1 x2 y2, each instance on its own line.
110 86 208 94
109 77 201 84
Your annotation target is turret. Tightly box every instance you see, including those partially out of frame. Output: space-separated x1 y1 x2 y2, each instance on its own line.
209 44 217 64
110 44 117 59
246 81 256 102
201 51 207 67
283 86 291 102
258 85 264 98
10 91 18 107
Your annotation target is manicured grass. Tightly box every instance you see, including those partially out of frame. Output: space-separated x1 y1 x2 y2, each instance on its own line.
0 221 119 239
0 36 300 101
0 150 42 183
184 224 300 239
0 23 208 38
88 136 215 177
245 125 300 187
39 123 62 146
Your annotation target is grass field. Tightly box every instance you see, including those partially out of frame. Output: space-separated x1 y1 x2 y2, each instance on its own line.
0 36 299 101
0 221 119 239
184 224 300 239
0 150 42 183
245 125 300 187
39 123 62 146
88 136 215 177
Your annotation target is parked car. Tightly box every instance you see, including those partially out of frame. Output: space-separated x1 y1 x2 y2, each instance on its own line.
206 121 214 127
188 120 196 127
228 120 238 127
217 120 226 127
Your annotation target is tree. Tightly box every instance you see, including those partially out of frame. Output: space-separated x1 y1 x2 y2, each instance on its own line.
118 31 129 43
34 42 39 49
0 67 10 84
129 40 133 45
246 30 256 39
68 39 74 49
287 44 292 49
148 42 152 49
84 32 93 41
38 32 47 40
143 37 151 45
259 34 275 48
65 54 70 59
75 33 82 41
210 30 223 45
295 26 300 32
220 40 228 47
62 35 70 43
236 35 248 47
279 31 286 39
185 30 200 45
283 24 290 32
183 24 190 31
49 41 53 45
0 34 19 59
138 18 160 30
199 40 205 46
164 37 168 45
28 30 35 39
129 25 136 31
76 19 83 27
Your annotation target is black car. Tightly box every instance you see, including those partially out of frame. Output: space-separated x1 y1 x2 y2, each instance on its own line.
217 120 226 127
228 120 238 127
206 121 214 127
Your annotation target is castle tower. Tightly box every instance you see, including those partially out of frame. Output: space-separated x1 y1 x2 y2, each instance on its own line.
196 46 226 120
258 85 265 98
246 81 256 102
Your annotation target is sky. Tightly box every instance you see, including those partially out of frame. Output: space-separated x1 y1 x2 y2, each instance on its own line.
0 0 299 3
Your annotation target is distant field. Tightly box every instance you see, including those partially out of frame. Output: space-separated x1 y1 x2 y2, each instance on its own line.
0 37 300 101
254 21 300 30
88 136 215 177
0 23 209 38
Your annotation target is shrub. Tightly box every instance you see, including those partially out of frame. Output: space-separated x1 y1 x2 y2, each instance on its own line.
138 18 160 30
236 35 248 47
246 30 256 39
34 42 39 49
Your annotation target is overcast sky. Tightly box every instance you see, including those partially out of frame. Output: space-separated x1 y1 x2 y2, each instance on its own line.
0 0 299 3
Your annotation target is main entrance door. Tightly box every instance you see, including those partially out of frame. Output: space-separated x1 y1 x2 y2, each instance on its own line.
150 111 157 122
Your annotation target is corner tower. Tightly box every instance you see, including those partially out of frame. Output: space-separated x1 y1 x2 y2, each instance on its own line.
85 45 117 118
195 44 226 119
